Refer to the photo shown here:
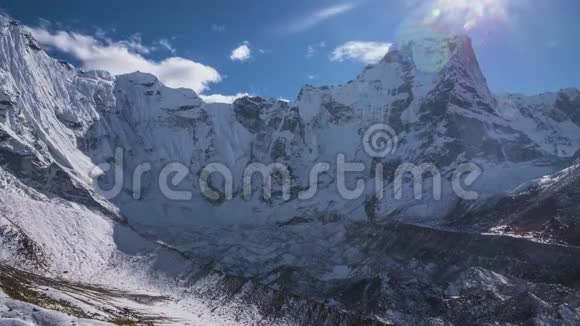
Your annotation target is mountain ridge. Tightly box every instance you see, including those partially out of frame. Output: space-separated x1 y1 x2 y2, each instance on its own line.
1 15 580 325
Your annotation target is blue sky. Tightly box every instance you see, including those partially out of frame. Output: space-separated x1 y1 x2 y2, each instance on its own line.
2 0 579 101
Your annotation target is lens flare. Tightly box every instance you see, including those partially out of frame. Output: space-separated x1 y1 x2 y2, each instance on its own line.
393 0 520 73
395 22 451 73
431 0 510 31
410 0 515 33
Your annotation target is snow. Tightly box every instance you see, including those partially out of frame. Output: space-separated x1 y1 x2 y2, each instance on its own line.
0 293 111 325
1 15 580 324
320 265 352 281
496 93 580 157
4 17 575 231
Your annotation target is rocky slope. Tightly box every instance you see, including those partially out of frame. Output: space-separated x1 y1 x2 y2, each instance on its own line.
445 159 580 246
1 15 580 325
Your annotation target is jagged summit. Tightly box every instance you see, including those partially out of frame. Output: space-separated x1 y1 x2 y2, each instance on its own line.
377 34 480 75
120 71 159 84
382 34 473 66
0 14 18 26
376 34 494 106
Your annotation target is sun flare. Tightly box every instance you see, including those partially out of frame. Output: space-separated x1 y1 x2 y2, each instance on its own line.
429 0 510 30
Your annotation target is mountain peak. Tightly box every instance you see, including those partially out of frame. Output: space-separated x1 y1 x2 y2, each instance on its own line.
0 14 16 25
384 33 477 73
369 33 494 114
393 33 494 108
118 71 159 85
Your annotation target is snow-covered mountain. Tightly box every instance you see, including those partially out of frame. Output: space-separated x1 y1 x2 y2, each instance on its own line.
1 15 580 325
79 33 580 229
445 158 580 245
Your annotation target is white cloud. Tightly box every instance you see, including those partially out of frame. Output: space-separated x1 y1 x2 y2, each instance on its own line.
230 41 251 62
157 38 176 55
331 41 391 64
118 33 152 54
307 45 315 58
93 26 115 40
26 27 220 93
37 18 52 29
306 41 326 58
200 93 250 104
211 24 226 32
421 0 510 32
286 3 356 33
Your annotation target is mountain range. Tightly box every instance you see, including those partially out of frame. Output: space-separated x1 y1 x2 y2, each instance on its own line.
1 15 580 325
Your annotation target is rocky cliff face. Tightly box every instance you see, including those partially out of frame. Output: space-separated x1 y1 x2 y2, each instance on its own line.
446 161 580 246
1 16 580 325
